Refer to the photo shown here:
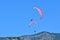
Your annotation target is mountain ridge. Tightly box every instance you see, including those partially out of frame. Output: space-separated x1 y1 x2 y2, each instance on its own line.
0 31 60 40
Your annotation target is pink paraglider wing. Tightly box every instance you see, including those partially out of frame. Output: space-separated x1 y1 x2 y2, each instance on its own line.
29 21 38 27
36 7 43 19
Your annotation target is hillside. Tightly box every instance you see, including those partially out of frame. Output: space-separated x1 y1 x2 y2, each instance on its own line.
0 31 60 40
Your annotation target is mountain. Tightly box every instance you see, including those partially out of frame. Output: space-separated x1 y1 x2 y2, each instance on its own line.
0 31 60 40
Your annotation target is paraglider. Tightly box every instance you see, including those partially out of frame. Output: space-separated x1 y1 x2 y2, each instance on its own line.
34 7 43 19
29 19 38 27
28 19 37 33
34 30 36 33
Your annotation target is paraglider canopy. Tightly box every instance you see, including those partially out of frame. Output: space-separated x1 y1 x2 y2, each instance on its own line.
33 7 43 19
29 19 38 27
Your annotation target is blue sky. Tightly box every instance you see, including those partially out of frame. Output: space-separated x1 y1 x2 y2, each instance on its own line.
0 0 60 37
